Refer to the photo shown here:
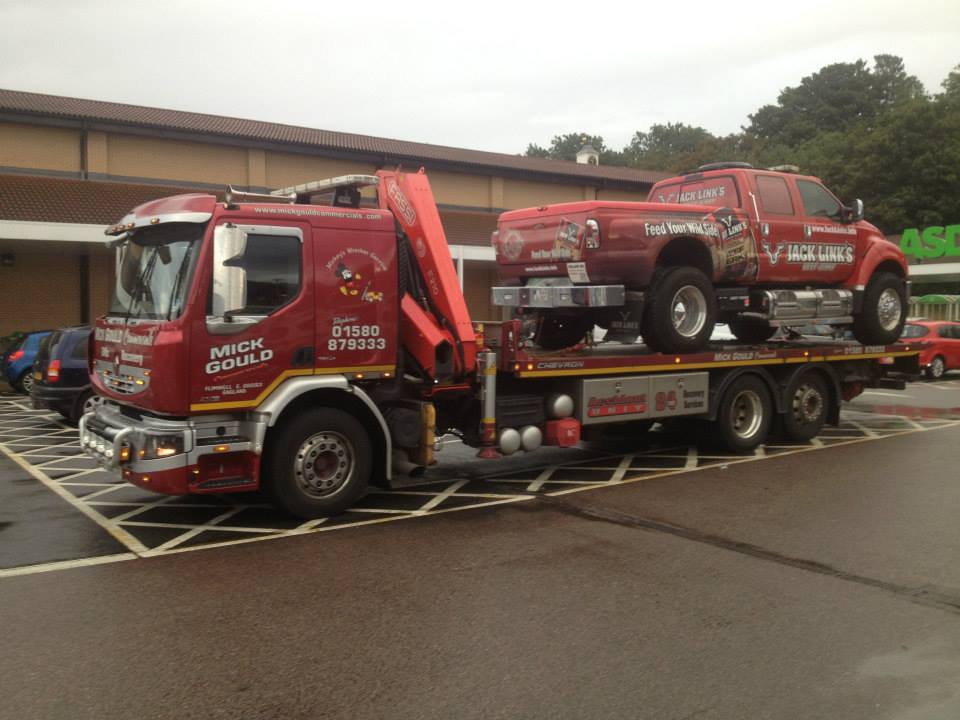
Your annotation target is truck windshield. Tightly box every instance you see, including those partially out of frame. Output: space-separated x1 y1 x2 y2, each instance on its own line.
109 222 205 320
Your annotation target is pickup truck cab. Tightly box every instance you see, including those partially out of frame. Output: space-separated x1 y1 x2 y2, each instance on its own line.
492 162 908 353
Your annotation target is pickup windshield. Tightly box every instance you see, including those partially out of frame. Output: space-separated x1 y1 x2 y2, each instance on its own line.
108 222 205 320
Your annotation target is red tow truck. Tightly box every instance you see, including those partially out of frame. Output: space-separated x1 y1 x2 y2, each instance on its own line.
81 170 918 518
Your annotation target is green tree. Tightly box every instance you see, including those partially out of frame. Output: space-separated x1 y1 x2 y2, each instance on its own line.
747 55 926 146
524 133 627 165
622 123 718 171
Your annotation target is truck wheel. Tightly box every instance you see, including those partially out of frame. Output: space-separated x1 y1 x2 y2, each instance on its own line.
642 266 717 353
728 319 777 344
533 313 593 350
781 372 828 442
852 272 906 345
716 374 771 452
926 356 946 380
263 408 372 519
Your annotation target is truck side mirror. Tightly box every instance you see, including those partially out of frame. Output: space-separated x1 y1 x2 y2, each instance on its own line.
842 199 864 224
208 224 256 335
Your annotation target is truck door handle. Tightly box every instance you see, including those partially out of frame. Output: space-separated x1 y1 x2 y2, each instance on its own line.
292 346 314 367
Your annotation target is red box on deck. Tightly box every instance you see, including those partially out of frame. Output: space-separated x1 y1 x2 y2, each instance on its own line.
545 418 580 447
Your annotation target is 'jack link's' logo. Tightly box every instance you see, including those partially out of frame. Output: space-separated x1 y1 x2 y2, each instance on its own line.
762 240 785 266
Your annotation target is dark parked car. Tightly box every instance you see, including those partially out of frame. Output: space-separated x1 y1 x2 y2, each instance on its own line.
3 330 52 393
30 326 103 422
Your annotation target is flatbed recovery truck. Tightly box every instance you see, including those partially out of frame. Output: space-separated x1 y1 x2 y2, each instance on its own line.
80 170 919 518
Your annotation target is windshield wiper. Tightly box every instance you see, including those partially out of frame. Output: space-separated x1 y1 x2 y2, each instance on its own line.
166 244 195 320
124 247 159 321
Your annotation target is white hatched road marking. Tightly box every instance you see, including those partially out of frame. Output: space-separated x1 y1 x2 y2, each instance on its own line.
1 398 959 577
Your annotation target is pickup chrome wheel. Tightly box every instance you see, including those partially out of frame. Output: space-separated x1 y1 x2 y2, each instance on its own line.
671 285 708 339
853 271 906 345
716 374 772 452
263 407 372 518
642 266 717 354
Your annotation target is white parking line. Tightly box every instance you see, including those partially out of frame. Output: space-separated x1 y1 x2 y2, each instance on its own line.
0 553 137 579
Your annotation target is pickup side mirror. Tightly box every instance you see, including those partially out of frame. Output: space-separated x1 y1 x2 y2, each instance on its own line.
841 199 865 224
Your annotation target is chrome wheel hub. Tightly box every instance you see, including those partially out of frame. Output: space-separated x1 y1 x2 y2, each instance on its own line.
730 390 763 439
792 384 823 424
877 288 902 331
931 357 945 378
671 285 708 338
294 431 354 499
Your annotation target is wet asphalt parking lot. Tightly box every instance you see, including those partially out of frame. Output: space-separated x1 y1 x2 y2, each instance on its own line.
2 376 960 719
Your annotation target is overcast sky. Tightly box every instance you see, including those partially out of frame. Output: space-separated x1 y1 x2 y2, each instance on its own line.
1 0 957 155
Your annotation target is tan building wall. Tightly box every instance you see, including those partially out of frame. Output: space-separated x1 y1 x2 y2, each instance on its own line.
106 135 250 186
462 261 498 321
88 251 115 320
0 252 82 336
0 123 81 173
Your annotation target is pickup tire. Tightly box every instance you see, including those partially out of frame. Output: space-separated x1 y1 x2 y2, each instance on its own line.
642 266 717 353
852 272 906 345
262 407 371 518
533 312 593 350
728 319 777 344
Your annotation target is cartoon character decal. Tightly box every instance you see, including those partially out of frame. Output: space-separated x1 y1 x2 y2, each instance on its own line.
335 263 383 303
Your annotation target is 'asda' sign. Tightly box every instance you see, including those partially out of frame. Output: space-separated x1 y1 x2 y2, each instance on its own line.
900 225 960 259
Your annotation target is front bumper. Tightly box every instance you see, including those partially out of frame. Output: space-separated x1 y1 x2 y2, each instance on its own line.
80 405 267 494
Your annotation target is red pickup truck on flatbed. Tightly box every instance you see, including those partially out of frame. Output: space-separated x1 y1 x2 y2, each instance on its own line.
492 162 908 354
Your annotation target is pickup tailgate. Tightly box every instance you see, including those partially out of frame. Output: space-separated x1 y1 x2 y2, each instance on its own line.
495 206 593 266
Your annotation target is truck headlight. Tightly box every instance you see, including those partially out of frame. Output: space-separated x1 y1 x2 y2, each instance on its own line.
136 434 185 460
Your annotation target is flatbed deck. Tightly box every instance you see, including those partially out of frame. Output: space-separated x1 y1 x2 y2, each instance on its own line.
488 321 919 378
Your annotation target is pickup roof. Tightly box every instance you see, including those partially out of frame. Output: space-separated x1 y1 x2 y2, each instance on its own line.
492 162 908 353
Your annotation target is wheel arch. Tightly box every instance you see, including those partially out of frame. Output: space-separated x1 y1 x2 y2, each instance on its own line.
655 235 714 279
258 376 391 484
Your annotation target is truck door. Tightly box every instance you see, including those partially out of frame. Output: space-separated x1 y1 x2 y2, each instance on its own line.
751 173 805 284
794 178 861 283
189 222 314 413
312 222 398 376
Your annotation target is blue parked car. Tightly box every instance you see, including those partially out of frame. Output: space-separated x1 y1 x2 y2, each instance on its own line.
30 326 101 423
3 330 52 394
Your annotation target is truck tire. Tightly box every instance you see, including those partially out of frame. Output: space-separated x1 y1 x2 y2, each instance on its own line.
262 407 372 519
728 319 777 344
533 312 593 350
642 266 717 353
852 272 906 345
715 374 771 452
926 356 946 380
780 372 829 442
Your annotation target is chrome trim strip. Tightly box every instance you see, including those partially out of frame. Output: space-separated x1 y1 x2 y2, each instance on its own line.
492 284 626 308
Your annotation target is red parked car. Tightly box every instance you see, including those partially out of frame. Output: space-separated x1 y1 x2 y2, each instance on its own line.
900 320 960 379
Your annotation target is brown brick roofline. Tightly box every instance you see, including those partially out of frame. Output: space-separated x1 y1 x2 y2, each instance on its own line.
0 173 222 225
0 88 670 187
